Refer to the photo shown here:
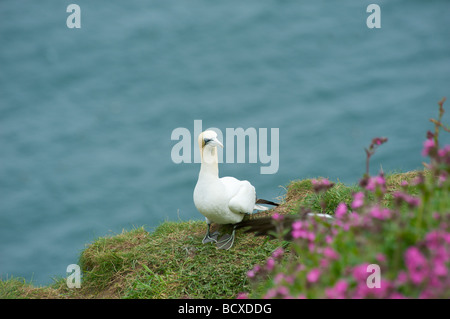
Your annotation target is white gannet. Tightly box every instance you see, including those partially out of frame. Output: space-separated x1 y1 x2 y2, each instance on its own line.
193 130 278 249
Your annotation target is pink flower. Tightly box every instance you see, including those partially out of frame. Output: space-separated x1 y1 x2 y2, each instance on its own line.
432 259 447 277
263 289 277 299
369 205 391 220
352 263 370 281
247 265 260 278
444 232 450 244
272 247 284 259
376 253 386 263
292 221 303 230
325 235 333 244
389 293 407 299
296 264 306 272
277 286 290 297
272 212 283 221
425 230 443 250
274 273 285 284
311 178 334 193
371 279 391 298
393 191 421 208
274 273 295 285
438 144 450 156
325 280 348 299
352 282 371 299
323 247 340 260
319 258 330 268
266 258 275 271
404 247 429 285
335 202 347 219
366 175 386 192
422 138 435 156
306 268 321 283
351 192 365 209
395 271 408 285
292 229 306 239
236 292 249 299
372 137 388 146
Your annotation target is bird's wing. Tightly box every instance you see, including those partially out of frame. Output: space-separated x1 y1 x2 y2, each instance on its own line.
220 176 256 215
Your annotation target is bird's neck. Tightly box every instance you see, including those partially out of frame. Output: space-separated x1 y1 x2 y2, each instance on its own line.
199 146 219 179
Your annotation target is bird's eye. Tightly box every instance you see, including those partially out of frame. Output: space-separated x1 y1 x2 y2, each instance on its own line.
204 138 212 145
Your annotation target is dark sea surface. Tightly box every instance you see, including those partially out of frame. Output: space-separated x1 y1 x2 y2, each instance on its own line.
1 0 449 285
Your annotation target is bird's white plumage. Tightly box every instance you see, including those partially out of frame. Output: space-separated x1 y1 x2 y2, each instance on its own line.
193 131 262 226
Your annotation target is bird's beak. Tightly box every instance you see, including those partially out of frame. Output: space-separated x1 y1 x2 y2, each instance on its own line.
211 137 224 148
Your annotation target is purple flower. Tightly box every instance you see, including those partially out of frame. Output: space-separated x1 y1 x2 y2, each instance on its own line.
351 192 365 209
325 235 333 244
292 229 306 239
422 138 435 156
395 271 408 285
272 247 284 259
432 259 447 277
236 292 249 299
369 205 391 220
376 253 386 263
393 191 421 208
335 202 347 219
372 137 388 146
404 247 429 285
352 282 371 299
263 289 277 299
306 268 321 283
277 286 290 297
247 265 261 279
352 263 370 281
311 178 335 193
370 279 391 298
389 293 407 299
272 212 283 221
292 221 303 230
438 144 450 157
323 247 340 260
266 258 275 271
307 231 315 242
325 280 348 299
366 175 386 192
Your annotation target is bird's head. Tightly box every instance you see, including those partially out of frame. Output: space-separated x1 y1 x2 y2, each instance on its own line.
198 130 223 150
198 130 223 163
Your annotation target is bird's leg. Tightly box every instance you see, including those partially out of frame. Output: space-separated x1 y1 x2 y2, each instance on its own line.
216 226 236 250
202 223 219 244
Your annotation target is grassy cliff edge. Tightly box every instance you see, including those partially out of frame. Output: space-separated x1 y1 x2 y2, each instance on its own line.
0 170 431 299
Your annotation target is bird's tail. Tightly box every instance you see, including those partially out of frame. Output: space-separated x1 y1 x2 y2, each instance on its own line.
236 212 334 240
236 215 293 239
253 198 279 211
256 198 279 206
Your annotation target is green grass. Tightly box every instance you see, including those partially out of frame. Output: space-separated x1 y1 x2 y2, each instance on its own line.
1 221 282 299
288 170 428 216
0 170 433 299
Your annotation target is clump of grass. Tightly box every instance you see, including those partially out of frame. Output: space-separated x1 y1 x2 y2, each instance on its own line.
286 170 427 217
0 222 282 299
60 221 282 298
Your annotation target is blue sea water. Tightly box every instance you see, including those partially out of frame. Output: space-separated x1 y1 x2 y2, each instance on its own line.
1 0 449 286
